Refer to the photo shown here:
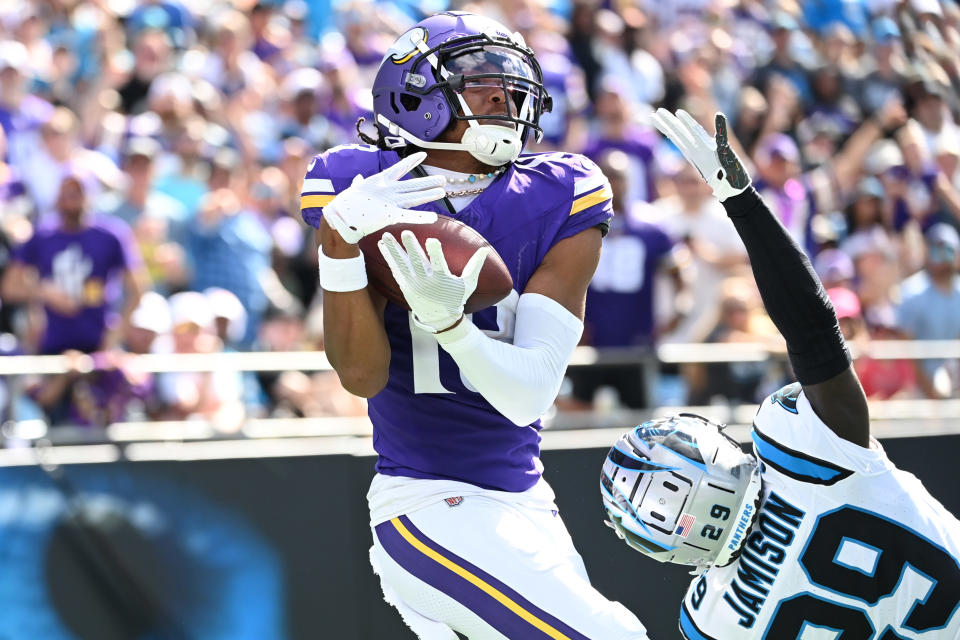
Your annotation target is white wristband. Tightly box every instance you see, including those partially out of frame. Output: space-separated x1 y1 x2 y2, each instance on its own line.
317 246 368 292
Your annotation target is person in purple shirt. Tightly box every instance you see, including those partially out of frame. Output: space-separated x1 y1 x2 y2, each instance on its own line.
0 40 54 174
301 12 648 640
572 150 686 408
26 349 154 427
583 80 658 205
1 173 145 355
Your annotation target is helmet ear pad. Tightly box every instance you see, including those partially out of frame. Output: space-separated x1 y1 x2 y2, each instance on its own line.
373 82 454 143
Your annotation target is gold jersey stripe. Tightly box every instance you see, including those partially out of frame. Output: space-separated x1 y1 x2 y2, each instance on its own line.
300 194 335 210
569 187 612 216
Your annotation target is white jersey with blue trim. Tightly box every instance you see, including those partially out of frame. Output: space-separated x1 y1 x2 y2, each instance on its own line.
680 383 960 640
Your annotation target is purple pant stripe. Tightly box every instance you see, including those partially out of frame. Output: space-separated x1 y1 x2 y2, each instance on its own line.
374 515 593 640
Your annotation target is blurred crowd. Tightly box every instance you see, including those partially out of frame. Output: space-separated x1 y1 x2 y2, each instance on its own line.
0 0 958 430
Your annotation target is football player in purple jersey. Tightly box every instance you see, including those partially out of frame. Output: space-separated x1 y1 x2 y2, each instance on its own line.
299 11 649 640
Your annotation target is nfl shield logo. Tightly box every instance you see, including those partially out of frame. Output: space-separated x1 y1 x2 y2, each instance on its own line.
444 496 464 507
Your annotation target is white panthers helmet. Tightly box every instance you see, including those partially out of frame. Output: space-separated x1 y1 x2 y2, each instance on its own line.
600 414 762 572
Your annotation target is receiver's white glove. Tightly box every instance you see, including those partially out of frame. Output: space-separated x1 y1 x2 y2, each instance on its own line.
324 151 446 244
378 230 488 333
650 109 751 202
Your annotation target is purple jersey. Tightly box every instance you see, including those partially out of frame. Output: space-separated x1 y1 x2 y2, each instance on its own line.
585 217 673 347
584 129 658 205
301 145 613 491
13 216 140 354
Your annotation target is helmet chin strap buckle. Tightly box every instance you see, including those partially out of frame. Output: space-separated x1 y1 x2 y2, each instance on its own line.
462 125 522 166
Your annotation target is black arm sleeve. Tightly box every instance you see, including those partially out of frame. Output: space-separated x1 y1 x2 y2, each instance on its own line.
722 187 851 385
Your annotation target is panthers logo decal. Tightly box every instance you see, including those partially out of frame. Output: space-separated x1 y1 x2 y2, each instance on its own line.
771 382 801 414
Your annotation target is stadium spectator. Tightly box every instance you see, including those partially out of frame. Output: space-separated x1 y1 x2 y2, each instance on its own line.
644 160 748 344
126 0 194 51
806 63 861 138
125 290 171 355
117 27 174 114
26 349 153 427
529 50 590 152
18 107 101 215
897 223 960 398
249 2 283 63
748 12 812 105
272 369 368 418
205 287 247 350
572 150 687 408
132 213 188 295
856 17 907 115
156 291 244 430
841 177 893 254
151 116 210 223
584 79 658 205
855 305 919 399
817 22 861 82
0 39 53 175
205 286 268 416
567 2 604 103
751 96 905 252
905 77 958 159
813 248 856 290
277 68 341 157
102 136 185 226
687 278 780 406
1 173 145 355
931 131 960 224
183 189 271 347
827 286 870 346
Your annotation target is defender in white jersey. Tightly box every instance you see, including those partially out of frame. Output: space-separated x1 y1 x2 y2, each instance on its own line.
681 383 960 639
601 108 960 640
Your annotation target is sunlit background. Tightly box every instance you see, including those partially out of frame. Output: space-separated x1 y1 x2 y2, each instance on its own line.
1 0 959 637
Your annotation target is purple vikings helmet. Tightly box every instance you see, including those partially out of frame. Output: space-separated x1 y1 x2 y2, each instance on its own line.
372 11 552 166
601 414 762 572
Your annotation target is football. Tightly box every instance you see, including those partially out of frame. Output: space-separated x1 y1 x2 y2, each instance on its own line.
358 215 513 313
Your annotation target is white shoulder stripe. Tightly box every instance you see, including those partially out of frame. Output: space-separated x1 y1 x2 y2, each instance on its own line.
574 172 609 197
302 178 334 194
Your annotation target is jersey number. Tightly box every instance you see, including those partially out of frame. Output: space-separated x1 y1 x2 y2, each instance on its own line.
765 506 960 639
410 291 519 394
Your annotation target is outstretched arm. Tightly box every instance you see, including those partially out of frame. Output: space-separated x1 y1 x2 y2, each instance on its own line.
652 109 870 447
720 188 869 446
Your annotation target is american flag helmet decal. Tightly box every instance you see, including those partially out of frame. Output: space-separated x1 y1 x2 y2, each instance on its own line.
675 513 696 538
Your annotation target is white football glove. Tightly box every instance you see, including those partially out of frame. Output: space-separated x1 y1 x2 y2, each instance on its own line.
650 109 751 202
323 151 446 244
378 230 488 333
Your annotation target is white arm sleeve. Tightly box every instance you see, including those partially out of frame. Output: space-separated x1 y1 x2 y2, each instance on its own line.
434 292 583 426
